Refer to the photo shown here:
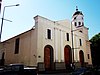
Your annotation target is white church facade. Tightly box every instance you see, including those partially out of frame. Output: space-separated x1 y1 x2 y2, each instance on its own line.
0 8 92 70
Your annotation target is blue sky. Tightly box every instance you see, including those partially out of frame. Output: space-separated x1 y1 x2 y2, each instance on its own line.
1 0 100 41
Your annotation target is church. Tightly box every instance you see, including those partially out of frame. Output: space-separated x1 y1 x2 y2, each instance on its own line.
0 8 92 71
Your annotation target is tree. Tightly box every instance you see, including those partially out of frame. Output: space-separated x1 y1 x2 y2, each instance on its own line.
90 33 100 66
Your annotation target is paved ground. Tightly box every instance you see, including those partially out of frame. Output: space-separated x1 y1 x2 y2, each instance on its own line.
38 69 72 75
38 73 70 75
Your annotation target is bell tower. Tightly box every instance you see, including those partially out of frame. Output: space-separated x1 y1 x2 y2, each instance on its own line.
72 6 84 28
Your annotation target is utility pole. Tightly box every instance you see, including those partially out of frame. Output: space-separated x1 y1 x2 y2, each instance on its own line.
0 4 19 42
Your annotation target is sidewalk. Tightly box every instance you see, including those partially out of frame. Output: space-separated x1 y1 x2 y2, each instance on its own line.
38 69 72 75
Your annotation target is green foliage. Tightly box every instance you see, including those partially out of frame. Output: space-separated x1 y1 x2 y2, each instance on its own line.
90 33 100 66
90 33 100 42
90 33 100 48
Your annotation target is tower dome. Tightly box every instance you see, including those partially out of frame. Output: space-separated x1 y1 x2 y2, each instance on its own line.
72 6 84 28
73 11 83 17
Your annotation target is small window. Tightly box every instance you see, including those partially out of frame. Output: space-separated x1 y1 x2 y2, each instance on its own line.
79 39 82 46
47 29 51 39
15 38 20 54
79 22 81 26
74 17 76 20
74 22 77 26
79 30 83 33
82 22 84 26
87 54 90 59
66 33 69 41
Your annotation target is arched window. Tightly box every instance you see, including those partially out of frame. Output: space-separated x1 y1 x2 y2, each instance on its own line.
74 22 77 26
66 33 69 41
46 29 52 39
15 38 20 54
79 39 82 46
79 22 81 26
82 22 84 26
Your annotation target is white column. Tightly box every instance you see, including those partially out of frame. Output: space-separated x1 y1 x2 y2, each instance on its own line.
54 28 58 62
74 35 77 62
60 30 64 62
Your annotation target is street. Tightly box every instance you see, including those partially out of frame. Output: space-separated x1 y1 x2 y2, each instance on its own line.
38 73 70 75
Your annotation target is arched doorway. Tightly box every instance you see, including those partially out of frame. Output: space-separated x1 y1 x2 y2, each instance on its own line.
64 45 72 68
0 52 5 66
44 45 54 70
79 50 84 67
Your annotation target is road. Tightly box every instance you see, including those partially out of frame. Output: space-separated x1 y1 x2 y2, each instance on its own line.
38 73 71 75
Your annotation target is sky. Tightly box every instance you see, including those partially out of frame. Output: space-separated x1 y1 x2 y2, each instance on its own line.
0 0 100 41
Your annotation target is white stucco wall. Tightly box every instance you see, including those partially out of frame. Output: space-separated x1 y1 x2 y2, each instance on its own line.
0 15 92 67
35 15 92 65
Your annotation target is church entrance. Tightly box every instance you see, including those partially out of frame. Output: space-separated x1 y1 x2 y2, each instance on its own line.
44 45 54 70
64 45 72 68
79 50 84 67
0 52 5 66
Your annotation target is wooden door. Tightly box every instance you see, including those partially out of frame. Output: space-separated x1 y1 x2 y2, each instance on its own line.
64 46 71 65
79 50 84 67
44 47 51 70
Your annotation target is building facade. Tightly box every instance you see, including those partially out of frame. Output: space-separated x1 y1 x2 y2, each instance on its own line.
0 8 92 70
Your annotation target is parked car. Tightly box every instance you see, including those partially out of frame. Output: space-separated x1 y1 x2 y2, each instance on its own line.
0 64 37 75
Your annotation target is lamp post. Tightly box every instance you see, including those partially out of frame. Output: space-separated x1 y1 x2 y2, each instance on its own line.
71 15 80 63
0 4 20 42
71 21 74 63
